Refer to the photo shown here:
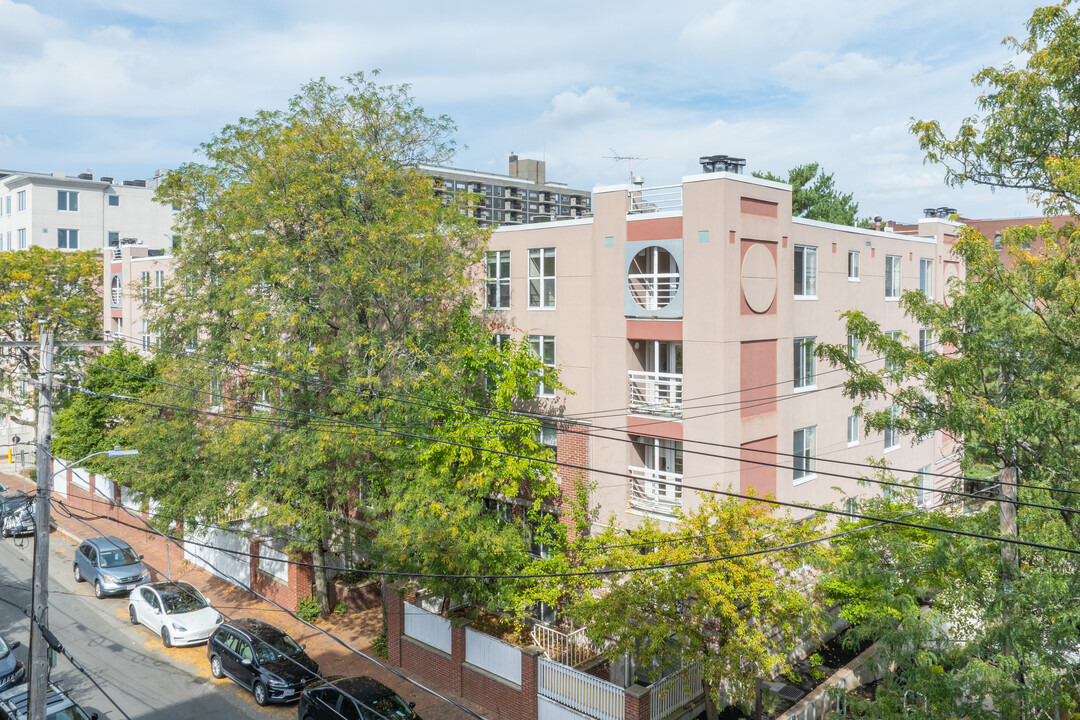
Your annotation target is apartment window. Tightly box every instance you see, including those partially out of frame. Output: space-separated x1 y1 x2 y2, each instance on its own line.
538 422 558 449
885 255 901 299
3 196 8 214
483 497 513 524
885 330 900 372
884 405 900 451
154 270 165 297
916 465 932 509
793 337 816 390
847 251 860 281
209 380 223 411
17 229 25 250
4 232 9 251
529 335 556 397
847 415 860 446
919 328 933 354
57 190 78 212
529 511 557 559
919 258 933 298
847 333 859 361
485 250 510 308
528 248 556 308
630 436 684 514
16 191 25 212
108 231 120 246
108 195 120 207
794 245 817 298
793 426 817 483
141 271 151 301
993 232 1003 250
57 229 78 249
141 319 151 350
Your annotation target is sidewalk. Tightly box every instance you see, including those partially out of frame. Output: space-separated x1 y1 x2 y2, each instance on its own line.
1 470 489 720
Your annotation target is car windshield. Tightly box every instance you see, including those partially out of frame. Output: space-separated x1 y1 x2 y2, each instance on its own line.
99 546 140 568
368 693 415 720
49 706 92 720
254 633 303 664
4 497 29 512
159 585 208 614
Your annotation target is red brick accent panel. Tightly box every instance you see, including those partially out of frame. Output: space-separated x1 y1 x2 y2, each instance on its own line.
385 582 405 667
401 636 459 696
625 685 651 720
555 421 590 542
329 579 382 612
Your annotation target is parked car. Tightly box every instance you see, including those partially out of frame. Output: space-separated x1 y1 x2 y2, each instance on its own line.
298 676 420 720
207 618 319 705
0 492 33 538
0 682 98 720
72 536 150 599
0 633 23 693
128 581 223 647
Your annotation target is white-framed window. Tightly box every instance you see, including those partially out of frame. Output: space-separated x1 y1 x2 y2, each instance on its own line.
847 333 859 361
528 510 557 559
141 319 151 350
486 250 510 309
629 436 684 514
3 196 8 214
154 270 165 297
108 195 120 207
847 415 860 446
793 336 816 390
528 247 556 308
57 190 78 211
884 330 900 372
258 542 289 583
209 380 223 411
919 258 933 298
17 229 25 250
916 465 932 508
141 271 151 301
16 191 25 212
538 422 558 449
483 497 514 524
794 245 817 298
847 251 860 281
4 232 9 251
919 328 933 354
885 255 901 299
884 405 900 451
57 229 78 249
793 426 817 483
529 335 556 397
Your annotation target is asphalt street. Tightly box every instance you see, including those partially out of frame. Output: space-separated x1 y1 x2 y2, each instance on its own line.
0 530 293 720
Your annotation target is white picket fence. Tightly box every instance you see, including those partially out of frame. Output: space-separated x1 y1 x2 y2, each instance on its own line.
404 601 452 654
465 628 521 685
649 665 704 720
539 657 624 720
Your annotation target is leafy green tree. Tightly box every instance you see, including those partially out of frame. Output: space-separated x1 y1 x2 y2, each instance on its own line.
106 72 561 617
912 0 1080 215
753 162 861 225
0 247 101 428
569 495 831 720
52 342 157 468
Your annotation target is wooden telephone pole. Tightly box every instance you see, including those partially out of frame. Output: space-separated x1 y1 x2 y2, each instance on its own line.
27 330 54 720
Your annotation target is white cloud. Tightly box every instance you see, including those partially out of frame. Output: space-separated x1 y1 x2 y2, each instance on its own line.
543 87 629 127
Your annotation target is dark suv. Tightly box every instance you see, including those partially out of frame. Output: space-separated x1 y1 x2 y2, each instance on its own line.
298 676 420 720
207 618 319 705
0 492 33 538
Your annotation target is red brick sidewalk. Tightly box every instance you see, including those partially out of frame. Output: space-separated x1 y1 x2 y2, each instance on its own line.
1 471 489 720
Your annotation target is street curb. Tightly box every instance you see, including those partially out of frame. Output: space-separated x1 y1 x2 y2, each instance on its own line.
52 523 82 547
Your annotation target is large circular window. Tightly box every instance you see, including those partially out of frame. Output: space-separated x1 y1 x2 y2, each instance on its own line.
627 246 680 310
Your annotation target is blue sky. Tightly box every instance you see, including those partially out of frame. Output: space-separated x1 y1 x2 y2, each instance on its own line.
0 0 1050 221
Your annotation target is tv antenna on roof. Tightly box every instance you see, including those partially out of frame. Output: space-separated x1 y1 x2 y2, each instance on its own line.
603 149 646 186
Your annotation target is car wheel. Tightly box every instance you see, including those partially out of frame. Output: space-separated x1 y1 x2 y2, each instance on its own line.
94 580 104 600
210 655 224 679
73 564 83 583
253 681 268 706
161 627 172 648
128 605 138 625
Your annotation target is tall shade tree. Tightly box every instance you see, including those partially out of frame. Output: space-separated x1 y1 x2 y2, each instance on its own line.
0 247 101 428
570 495 830 720
107 72 560 616
752 162 861 225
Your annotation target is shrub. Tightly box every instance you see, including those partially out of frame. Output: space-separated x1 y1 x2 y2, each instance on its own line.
371 632 388 659
334 602 348 616
297 596 320 622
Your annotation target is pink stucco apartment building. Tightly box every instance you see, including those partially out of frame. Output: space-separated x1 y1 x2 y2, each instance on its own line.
486 163 966 529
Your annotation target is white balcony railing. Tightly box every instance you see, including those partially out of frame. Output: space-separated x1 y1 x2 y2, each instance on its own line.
627 273 680 310
628 371 683 417
650 665 704 720
629 184 682 214
110 288 122 307
629 466 683 515
531 624 600 668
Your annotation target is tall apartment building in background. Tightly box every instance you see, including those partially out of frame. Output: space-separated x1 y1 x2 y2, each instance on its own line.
486 155 965 531
419 154 591 227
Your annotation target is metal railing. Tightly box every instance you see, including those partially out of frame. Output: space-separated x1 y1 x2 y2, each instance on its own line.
650 665 704 720
629 185 682 214
531 624 600 667
539 657 624 720
628 466 682 515
627 273 680 310
110 288 122 307
628 371 683 417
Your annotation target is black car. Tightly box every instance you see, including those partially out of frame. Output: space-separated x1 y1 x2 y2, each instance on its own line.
298 676 420 720
0 492 33 538
207 618 319 705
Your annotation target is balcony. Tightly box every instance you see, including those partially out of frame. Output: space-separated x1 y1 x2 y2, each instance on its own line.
629 184 682 214
110 288 122 307
628 371 682 417
627 271 680 311
628 466 682 515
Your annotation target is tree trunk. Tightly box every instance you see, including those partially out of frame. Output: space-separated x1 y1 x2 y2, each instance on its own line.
312 538 331 618
702 679 720 720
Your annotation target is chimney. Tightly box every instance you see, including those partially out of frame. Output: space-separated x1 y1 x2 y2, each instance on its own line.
699 154 746 174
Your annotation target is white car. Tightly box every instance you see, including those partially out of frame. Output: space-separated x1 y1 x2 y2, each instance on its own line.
128 581 223 647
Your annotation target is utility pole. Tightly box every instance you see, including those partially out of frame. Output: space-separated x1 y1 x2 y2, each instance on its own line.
28 329 54 720
1000 464 1019 579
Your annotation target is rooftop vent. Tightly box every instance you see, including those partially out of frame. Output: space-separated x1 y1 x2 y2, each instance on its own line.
923 206 957 219
77 172 93 180
699 154 746 174
101 177 114 184
133 179 147 188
